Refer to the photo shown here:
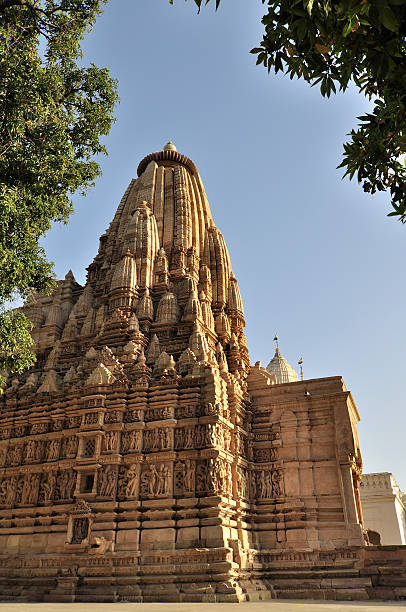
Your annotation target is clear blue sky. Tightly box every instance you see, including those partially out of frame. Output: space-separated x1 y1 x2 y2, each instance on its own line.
42 0 406 490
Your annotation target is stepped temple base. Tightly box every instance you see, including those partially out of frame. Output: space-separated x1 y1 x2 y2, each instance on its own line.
1 545 406 602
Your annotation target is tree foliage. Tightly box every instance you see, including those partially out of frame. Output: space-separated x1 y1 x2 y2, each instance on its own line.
0 0 117 383
187 0 406 222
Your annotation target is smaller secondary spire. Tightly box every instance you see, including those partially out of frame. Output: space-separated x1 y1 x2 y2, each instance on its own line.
266 339 298 384
163 141 177 152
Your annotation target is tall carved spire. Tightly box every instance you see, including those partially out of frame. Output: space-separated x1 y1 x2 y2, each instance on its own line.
52 141 250 374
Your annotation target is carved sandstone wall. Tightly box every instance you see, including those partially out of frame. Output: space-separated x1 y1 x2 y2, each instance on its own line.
0 143 382 603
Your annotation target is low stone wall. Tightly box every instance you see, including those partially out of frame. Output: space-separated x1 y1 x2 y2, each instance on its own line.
0 545 406 602
255 545 406 601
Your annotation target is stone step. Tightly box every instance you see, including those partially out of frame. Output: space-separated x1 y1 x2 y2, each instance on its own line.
75 595 117 603
266 568 360 579
365 558 406 567
376 575 406 587
0 596 30 602
274 587 370 601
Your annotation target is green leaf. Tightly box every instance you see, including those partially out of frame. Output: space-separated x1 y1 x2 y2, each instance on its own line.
378 5 399 32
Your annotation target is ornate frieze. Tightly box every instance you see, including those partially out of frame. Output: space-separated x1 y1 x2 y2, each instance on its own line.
143 428 172 453
140 463 172 498
120 430 141 454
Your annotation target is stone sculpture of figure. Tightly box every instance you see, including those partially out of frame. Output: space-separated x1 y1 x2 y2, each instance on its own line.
28 474 40 504
158 464 169 496
211 459 221 494
21 477 31 505
185 427 194 449
196 464 207 495
105 410 120 423
21 474 38 505
224 427 231 452
106 470 118 497
140 467 151 497
66 436 78 457
25 440 35 462
54 473 63 500
45 343 61 370
223 460 231 496
193 425 201 447
207 423 218 447
131 430 141 451
140 464 166 497
33 440 43 461
0 479 8 504
104 431 117 452
121 432 128 453
264 470 272 499
237 468 248 499
14 425 25 438
249 471 256 500
99 470 109 496
3 477 16 506
174 428 184 449
125 465 138 498
117 466 127 498
206 459 216 493
42 472 56 501
71 517 89 544
258 471 266 499
149 464 158 496
226 461 232 496
58 470 74 500
143 430 151 452
6 446 15 466
47 438 60 461
66 470 76 499
184 460 194 493
15 478 24 505
271 470 283 497
53 419 64 431
3 479 13 504
125 409 141 423
100 469 117 497
16 445 23 464
152 429 159 451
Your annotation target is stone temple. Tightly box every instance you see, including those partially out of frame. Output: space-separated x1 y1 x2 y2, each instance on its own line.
0 143 405 602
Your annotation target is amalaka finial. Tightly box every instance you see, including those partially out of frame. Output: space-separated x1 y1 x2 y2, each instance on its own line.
163 141 177 152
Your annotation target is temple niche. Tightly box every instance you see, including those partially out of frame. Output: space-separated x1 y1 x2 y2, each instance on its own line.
0 143 405 603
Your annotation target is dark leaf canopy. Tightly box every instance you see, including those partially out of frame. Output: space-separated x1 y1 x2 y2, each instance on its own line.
0 0 118 384
184 0 406 223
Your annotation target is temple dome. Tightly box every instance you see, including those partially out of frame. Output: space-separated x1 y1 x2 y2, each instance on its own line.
266 348 298 384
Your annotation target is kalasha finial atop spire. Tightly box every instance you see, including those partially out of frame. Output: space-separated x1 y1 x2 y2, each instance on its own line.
273 333 279 349
163 141 177 152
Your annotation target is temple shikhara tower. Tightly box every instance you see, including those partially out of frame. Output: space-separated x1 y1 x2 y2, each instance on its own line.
1 143 405 602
